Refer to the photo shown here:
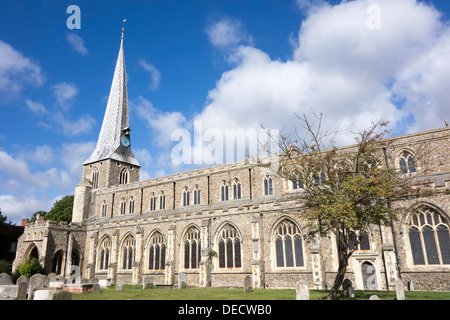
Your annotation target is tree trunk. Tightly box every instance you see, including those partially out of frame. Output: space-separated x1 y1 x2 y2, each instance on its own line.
327 233 349 300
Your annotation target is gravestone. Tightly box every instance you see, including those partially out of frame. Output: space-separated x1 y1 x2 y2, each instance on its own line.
143 276 153 289
48 273 57 283
17 275 29 287
395 278 405 300
0 273 13 285
296 280 310 300
29 274 48 300
342 278 352 298
408 281 414 291
17 281 28 300
53 290 72 300
92 284 101 294
116 283 123 291
0 285 18 300
349 286 356 299
243 275 252 293
369 295 381 300
178 272 186 289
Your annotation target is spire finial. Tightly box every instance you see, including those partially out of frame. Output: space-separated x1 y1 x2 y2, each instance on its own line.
121 19 126 44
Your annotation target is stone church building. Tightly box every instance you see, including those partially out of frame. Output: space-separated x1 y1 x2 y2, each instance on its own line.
13 32 450 292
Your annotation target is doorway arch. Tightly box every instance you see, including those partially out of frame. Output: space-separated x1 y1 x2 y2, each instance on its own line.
361 261 378 290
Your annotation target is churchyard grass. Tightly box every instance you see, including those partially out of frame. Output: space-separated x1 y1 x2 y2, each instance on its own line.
71 285 450 300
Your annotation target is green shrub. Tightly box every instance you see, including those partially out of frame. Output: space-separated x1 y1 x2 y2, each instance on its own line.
17 258 44 278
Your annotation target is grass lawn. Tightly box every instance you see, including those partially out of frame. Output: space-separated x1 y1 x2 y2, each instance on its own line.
71 285 450 300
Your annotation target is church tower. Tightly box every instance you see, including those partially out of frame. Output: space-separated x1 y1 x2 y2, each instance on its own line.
72 26 140 223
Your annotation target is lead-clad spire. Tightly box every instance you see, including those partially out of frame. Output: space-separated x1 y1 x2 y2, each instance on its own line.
84 23 140 166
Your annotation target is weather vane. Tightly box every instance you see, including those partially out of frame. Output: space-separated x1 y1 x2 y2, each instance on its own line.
121 19 126 39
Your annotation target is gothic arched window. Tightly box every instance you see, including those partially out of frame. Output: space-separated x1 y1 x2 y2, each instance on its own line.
101 200 108 217
217 224 242 269
408 206 450 265
221 181 229 201
119 168 129 184
150 192 157 211
148 232 166 271
121 235 136 270
193 185 201 205
159 191 166 210
128 196 135 214
399 151 417 174
183 226 201 270
273 219 304 268
98 237 111 271
182 187 190 207
120 197 126 215
233 179 241 200
264 175 273 195
92 167 99 189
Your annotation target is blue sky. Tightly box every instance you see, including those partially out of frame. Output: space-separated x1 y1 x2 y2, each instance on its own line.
1 0 450 224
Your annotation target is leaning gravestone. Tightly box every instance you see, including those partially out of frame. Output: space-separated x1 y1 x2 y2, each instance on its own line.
0 273 13 285
17 281 28 300
296 280 310 300
395 278 405 300
244 275 252 293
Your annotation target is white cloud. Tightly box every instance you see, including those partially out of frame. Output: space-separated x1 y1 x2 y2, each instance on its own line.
0 40 45 101
52 82 79 110
25 99 48 114
133 96 187 148
52 112 96 136
0 150 51 197
138 59 161 90
193 0 450 153
205 16 253 49
21 145 54 167
0 194 53 225
66 33 89 56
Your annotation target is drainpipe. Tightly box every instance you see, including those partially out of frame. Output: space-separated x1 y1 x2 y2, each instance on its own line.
63 228 71 277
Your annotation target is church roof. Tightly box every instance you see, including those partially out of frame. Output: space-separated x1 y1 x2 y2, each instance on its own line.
84 30 140 166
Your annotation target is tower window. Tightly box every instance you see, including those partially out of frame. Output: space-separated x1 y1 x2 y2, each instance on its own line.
120 168 129 184
92 167 99 189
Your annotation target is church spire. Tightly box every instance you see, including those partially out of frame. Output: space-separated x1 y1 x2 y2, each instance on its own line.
84 22 139 167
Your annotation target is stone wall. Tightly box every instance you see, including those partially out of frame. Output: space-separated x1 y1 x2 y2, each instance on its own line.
13 127 450 291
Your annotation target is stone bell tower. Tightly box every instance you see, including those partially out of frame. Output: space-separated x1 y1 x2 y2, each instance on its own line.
72 26 140 223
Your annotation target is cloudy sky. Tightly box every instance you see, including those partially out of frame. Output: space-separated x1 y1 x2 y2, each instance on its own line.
1 0 450 224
